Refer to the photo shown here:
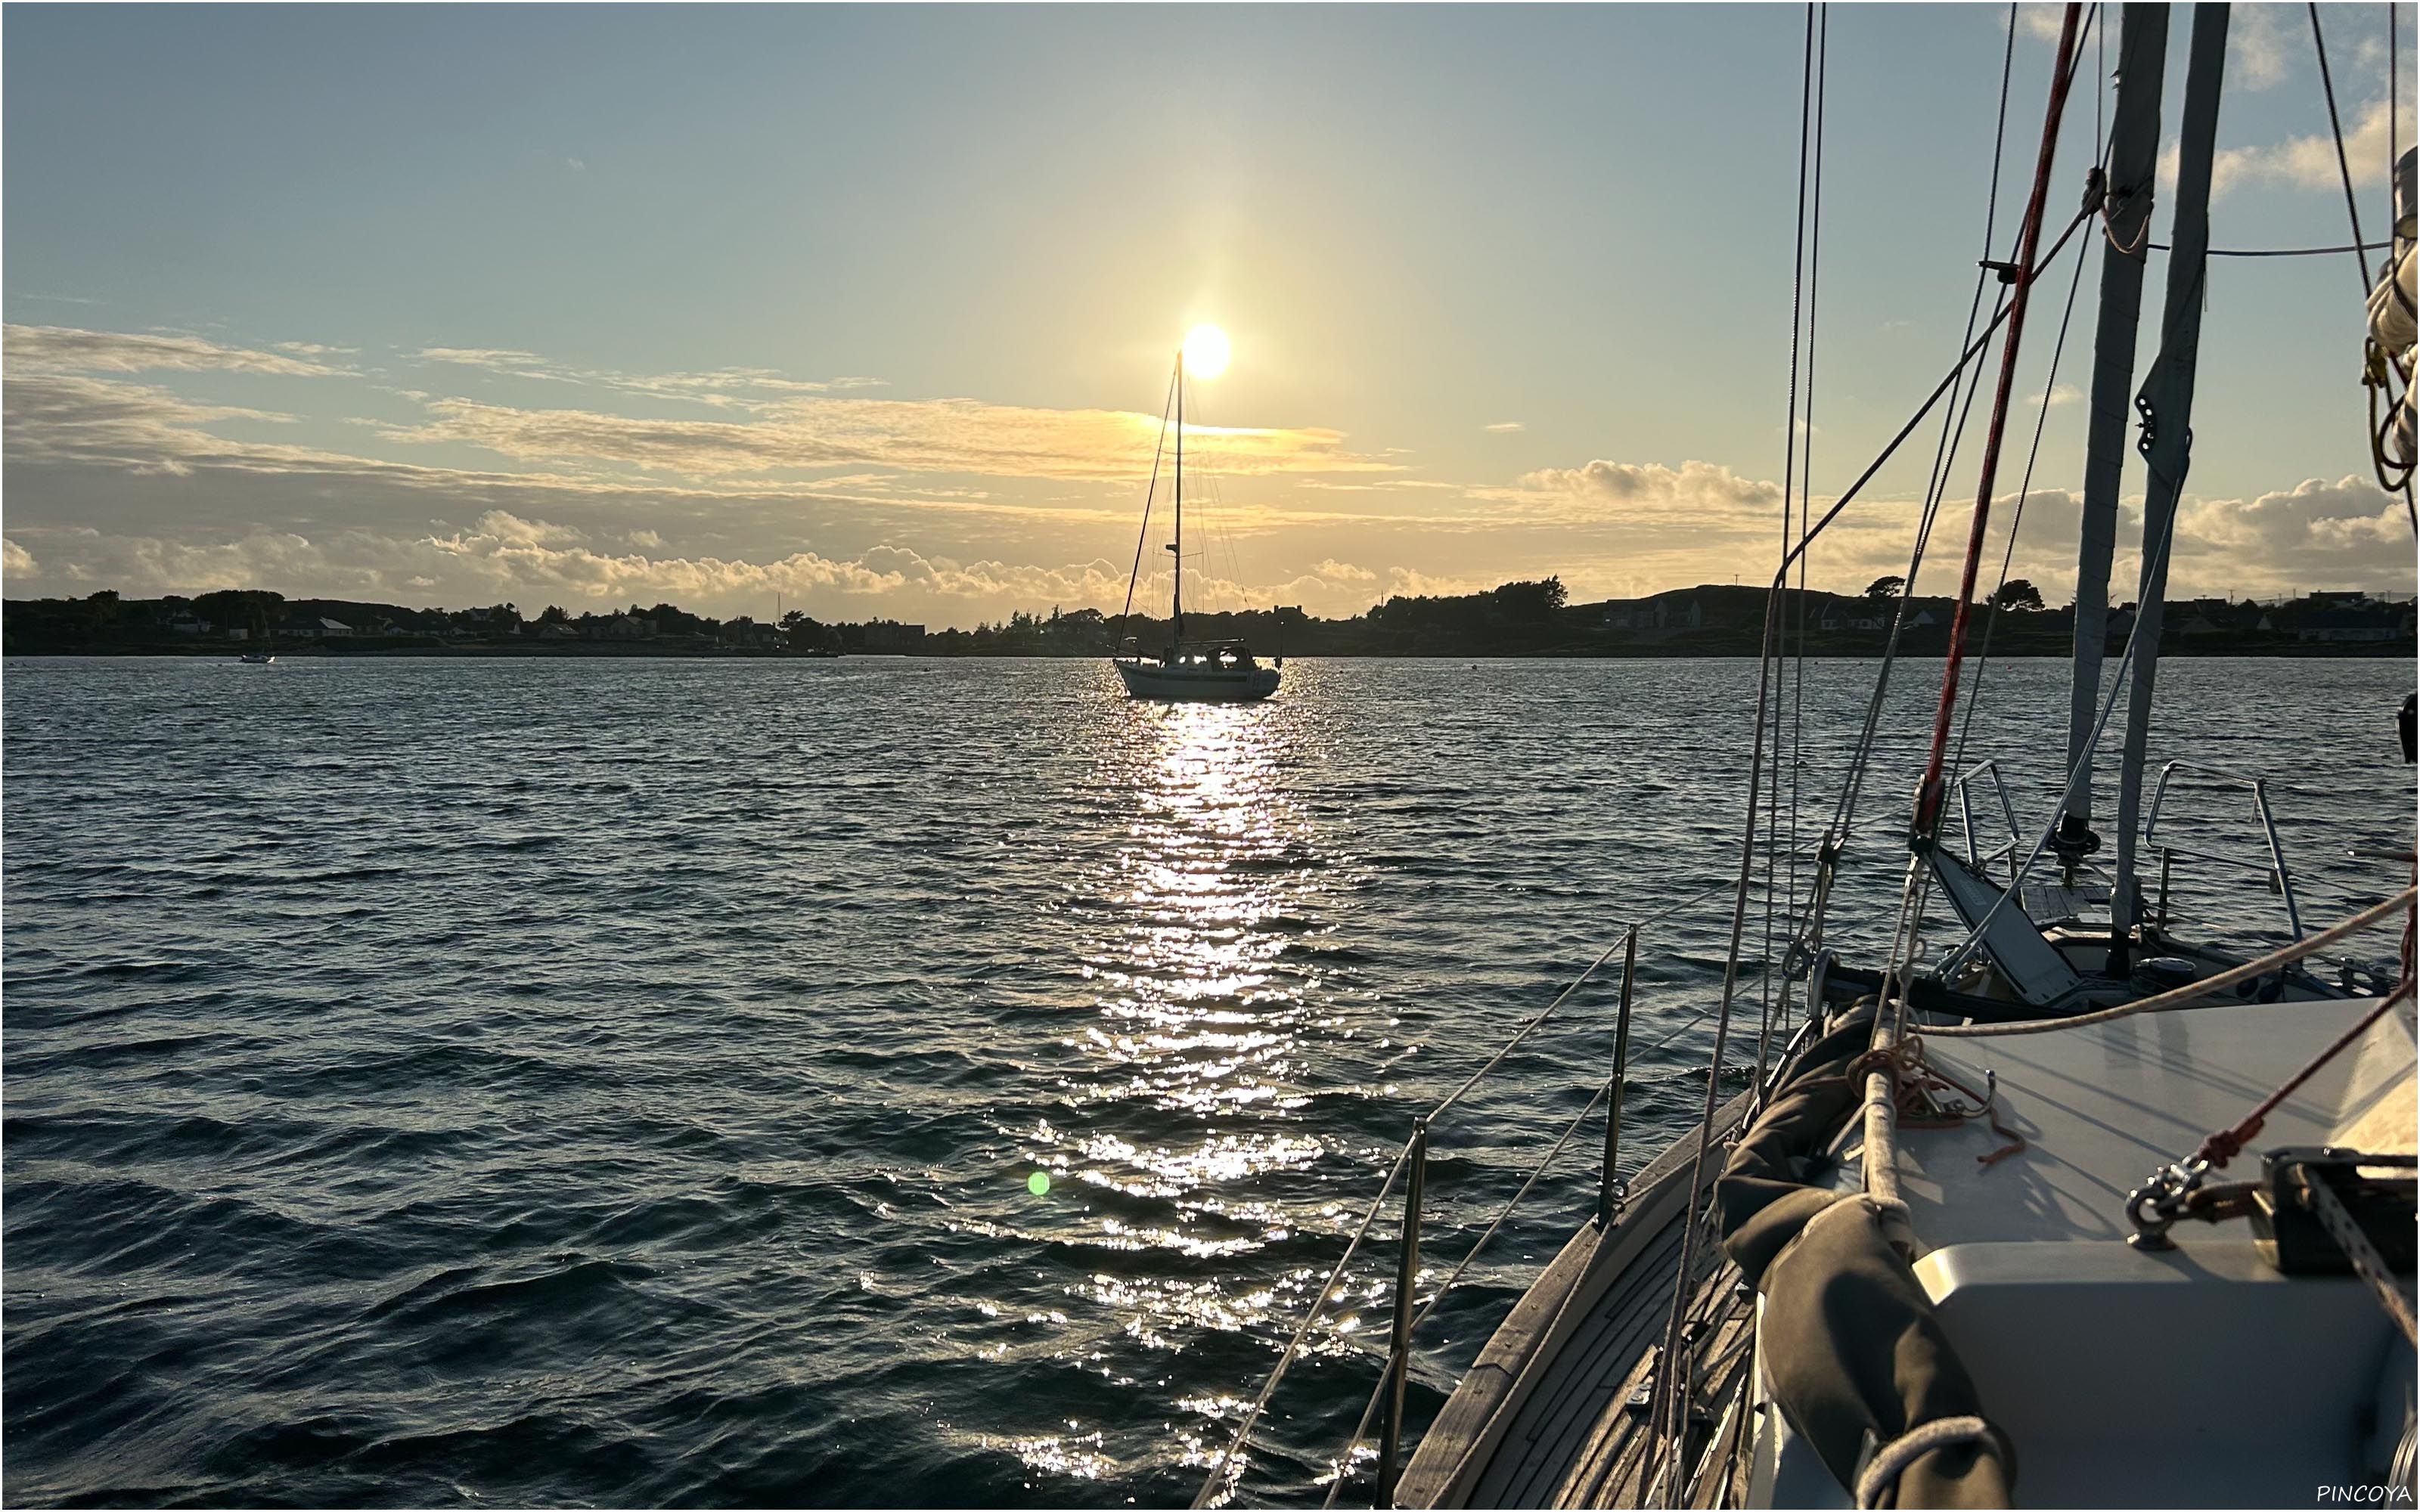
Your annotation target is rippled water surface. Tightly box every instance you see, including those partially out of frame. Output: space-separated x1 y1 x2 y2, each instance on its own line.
6 655 2411 1507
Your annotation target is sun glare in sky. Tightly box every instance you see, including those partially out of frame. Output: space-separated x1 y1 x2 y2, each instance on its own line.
1181 324 1230 380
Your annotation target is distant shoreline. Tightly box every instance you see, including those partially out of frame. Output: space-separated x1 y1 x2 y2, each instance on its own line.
5 641 2410 661
11 581 2412 662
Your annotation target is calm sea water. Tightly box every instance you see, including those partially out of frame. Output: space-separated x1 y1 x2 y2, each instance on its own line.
5 655 2410 1507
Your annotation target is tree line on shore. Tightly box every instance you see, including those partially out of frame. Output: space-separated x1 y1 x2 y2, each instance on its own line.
3 576 2409 657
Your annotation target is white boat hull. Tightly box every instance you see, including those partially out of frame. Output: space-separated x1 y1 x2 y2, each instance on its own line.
1114 658 1280 702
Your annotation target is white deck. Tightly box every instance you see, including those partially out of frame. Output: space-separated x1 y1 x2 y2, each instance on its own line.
1410 991 2418 1508
1785 994 2420 1507
1844 994 2414 1250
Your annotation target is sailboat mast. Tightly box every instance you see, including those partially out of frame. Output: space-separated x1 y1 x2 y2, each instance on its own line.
1174 359 1184 646
2062 5 2169 869
2110 2 2230 967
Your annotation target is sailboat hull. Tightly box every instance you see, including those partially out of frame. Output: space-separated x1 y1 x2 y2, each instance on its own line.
1114 658 1280 702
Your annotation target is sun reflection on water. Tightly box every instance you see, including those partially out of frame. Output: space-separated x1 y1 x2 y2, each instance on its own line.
971 685 1392 1493
1088 703 1325 1120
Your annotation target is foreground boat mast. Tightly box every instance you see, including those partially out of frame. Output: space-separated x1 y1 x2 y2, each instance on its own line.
2109 3 2230 971
2059 2 2167 874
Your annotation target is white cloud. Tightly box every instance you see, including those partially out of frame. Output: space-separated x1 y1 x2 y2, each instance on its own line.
2010 5 2071 45
5 318 2401 624
414 347 548 370
406 345 886 406
1379 565 1501 599
1501 457 1784 530
380 392 1398 483
1483 420 1525 432
5 324 349 377
1309 558 1377 583
2228 4 2294 91
4 373 305 476
2192 98 2397 198
2171 474 2412 586
0 516 1383 619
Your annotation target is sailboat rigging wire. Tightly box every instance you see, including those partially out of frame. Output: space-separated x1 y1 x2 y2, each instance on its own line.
1951 187 2097 777
1776 197 2097 582
1761 0 1823 1091
1118 361 1182 643
1931 352 2207 985
1771 200 2100 1012
1925 886 2419 1039
1646 250 1866 1475
1199 872 1744 1505
1824 282 2008 849
1788 185 2107 1048
1190 1142 1414 1509
1819 17 2110 874
1779 45 1823 1052
2307 4 2378 302
1912 1 2086 845
1424 875 1740 1124
2097 2 2110 153
1857 2 2086 1240
1777 7 2105 725
1320 1078 1615 1509
1868 11 2100 1045
2146 239 2394 256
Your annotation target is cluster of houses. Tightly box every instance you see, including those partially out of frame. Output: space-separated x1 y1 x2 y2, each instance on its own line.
1598 593 1940 637
167 609 386 641
1814 604 1940 634
160 604 514 643
1590 588 2413 645
2102 590 2415 644
1603 598 1708 633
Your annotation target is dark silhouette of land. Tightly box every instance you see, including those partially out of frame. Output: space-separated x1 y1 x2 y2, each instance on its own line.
5 578 2412 658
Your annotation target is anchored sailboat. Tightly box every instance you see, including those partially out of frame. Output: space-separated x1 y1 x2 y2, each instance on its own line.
1112 338 1281 703
237 603 275 663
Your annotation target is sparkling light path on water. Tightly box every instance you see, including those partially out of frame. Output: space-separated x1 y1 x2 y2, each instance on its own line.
3 655 2408 1506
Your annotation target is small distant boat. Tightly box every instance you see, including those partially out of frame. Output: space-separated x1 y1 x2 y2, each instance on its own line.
1111 346 1280 703
239 605 275 662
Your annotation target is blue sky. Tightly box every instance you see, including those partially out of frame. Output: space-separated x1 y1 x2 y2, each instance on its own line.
5 3 2410 622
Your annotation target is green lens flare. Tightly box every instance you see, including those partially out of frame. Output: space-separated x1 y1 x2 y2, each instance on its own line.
1027 1170 1050 1196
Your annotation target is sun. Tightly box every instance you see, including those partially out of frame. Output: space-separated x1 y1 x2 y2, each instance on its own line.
1182 324 1230 380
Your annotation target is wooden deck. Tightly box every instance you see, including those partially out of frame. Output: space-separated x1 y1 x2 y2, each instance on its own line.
1469 1213 1686 1504
1395 1094 1752 1508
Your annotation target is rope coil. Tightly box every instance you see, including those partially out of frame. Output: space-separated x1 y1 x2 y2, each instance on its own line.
1849 1033 2028 1167
1854 1415 2004 1508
